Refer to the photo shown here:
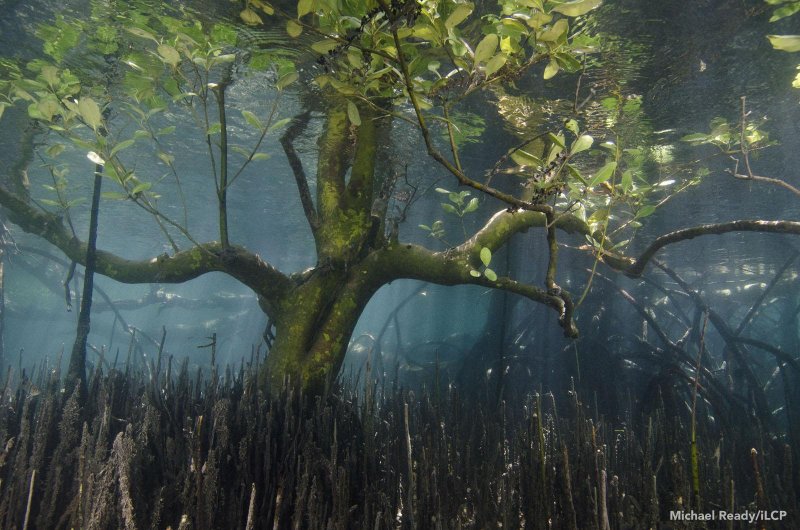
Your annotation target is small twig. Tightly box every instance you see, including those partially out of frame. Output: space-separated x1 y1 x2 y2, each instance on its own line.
726 97 800 198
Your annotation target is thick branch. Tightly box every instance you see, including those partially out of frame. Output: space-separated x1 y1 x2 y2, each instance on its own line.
0 184 292 300
458 209 593 259
365 243 578 337
280 111 319 231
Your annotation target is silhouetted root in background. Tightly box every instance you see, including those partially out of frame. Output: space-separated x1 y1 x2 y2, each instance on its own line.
0 355 797 529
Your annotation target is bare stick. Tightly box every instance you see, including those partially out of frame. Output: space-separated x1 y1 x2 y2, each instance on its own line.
22 469 36 530
404 401 415 529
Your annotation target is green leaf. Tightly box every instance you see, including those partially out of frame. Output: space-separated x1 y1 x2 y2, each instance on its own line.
484 268 498 282
232 146 251 158
571 134 593 155
40 65 59 87
297 0 313 17
565 164 589 186
240 8 263 25
347 101 361 126
470 269 481 277
587 207 609 225
276 72 298 90
485 53 508 76
463 197 479 213
480 247 492 267
46 143 65 158
680 133 710 143
590 161 617 185
311 39 338 54
474 34 498 64
767 35 800 52
620 169 633 193
548 132 566 149
157 151 175 165
268 117 292 132
441 203 458 215
251 153 271 161
511 148 541 167
412 24 439 42
770 3 800 22
110 139 135 157
242 110 264 130
157 44 181 67
435 187 451 194
78 97 102 130
551 0 602 17
158 125 176 136
286 20 303 38
543 59 560 79
538 19 568 42
445 3 474 29
565 119 580 136
207 122 222 135
636 204 657 218
131 182 152 194
126 27 158 42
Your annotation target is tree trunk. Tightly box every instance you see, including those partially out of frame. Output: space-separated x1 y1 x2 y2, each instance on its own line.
264 267 378 395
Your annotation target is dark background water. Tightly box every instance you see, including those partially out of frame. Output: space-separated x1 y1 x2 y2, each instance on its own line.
0 0 798 417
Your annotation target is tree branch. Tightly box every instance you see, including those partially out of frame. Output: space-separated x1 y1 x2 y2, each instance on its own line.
366 243 578 337
456 209 594 261
621 220 800 277
0 184 292 300
213 81 231 248
388 26 554 217
280 111 319 231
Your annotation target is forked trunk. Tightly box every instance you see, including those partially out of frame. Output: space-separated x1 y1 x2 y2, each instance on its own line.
263 267 378 395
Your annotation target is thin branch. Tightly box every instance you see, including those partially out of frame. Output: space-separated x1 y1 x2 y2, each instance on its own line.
387 25 554 217
734 250 798 336
726 96 800 198
619 220 800 277
485 131 551 185
225 94 282 191
280 111 319 231
213 81 231 248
